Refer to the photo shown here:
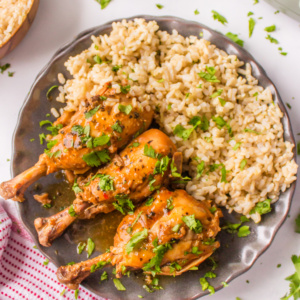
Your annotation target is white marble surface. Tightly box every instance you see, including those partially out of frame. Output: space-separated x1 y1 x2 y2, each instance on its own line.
1 0 300 299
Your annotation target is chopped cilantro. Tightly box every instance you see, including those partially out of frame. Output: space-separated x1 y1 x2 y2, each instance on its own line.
220 165 227 183
250 199 271 215
212 116 233 137
113 278 126 291
46 85 58 100
96 0 111 9
97 174 114 191
238 225 250 237
85 105 100 119
226 32 244 47
172 224 181 233
90 261 108 272
219 98 226 106
248 11 254 16
265 25 276 32
0 63 10 73
77 242 86 254
156 4 163 9
82 150 110 167
72 179 82 194
233 142 242 150
126 229 148 254
101 271 108 281
93 135 110 147
43 203 52 209
244 128 260 134
194 9 199 15
113 194 135 214
200 276 215 295
211 10 228 25
112 65 122 72
87 238 95 258
8 72 14 77
120 85 131 94
182 215 202 233
154 156 170 176
280 52 287 56
93 55 102 64
145 197 154 206
198 66 220 82
240 159 247 170
266 34 279 44
39 133 46 144
286 103 292 109
210 89 223 98
144 144 158 158
253 0 259 4
60 289 66 296
249 18 255 37
112 121 123 133
43 258 49 266
74 289 79 299
166 197 174 210
274 10 280 14
281 255 300 300
196 161 205 179
68 205 77 217
118 104 132 115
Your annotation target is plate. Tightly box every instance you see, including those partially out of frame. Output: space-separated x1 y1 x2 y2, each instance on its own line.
12 15 297 300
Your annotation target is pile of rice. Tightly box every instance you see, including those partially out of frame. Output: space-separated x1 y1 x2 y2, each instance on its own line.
0 0 33 46
56 18 298 223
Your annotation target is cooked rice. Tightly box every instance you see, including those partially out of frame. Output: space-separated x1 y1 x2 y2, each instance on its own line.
0 0 33 46
57 19 298 222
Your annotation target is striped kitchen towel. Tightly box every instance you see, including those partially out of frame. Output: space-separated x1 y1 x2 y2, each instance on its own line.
0 204 104 300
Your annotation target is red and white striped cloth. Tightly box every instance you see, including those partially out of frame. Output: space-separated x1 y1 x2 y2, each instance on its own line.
0 204 104 300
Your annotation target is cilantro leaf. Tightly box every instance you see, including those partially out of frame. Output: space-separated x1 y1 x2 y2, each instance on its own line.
194 9 199 15
87 238 95 258
85 105 100 119
144 144 158 158
93 135 110 147
46 85 58 100
112 121 123 133
112 65 122 72
210 89 223 98
238 225 250 237
145 197 154 206
198 66 220 83
154 156 170 176
118 104 132 115
120 85 131 94
196 161 205 179
72 178 82 194
93 55 102 64
68 205 77 217
250 199 272 215
97 174 114 191
266 34 279 44
156 4 163 9
265 25 276 32
82 150 110 167
182 215 203 233
211 10 228 25
249 18 255 37
172 224 181 232
240 159 247 170
101 271 108 281
77 241 86 254
113 194 135 214
173 125 194 140
113 278 126 291
96 0 111 9
212 116 233 137
126 229 148 254
226 32 244 47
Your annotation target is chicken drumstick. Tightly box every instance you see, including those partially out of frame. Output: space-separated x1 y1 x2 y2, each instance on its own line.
34 129 182 247
0 84 153 202
57 188 222 289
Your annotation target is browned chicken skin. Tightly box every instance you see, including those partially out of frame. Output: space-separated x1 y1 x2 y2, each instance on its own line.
34 129 181 247
0 84 153 202
56 188 222 290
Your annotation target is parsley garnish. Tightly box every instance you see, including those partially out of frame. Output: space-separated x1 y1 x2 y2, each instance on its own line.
112 121 123 133
72 179 82 194
198 66 220 83
156 4 163 9
113 194 135 214
85 105 100 119
250 199 271 215
265 25 276 32
226 32 244 47
126 229 148 254
211 10 228 25
46 85 58 100
249 18 255 37
82 150 110 167
266 34 279 44
182 215 202 233
118 104 132 115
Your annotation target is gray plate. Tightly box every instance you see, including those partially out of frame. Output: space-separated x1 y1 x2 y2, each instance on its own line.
12 15 297 300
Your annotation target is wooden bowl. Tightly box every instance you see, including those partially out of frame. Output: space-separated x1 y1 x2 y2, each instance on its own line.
0 0 39 59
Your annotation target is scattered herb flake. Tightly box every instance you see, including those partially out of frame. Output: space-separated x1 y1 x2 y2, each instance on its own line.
74 289 79 299
249 18 255 37
182 215 202 233
211 10 228 25
194 9 199 15
118 104 132 115
226 32 244 47
238 225 250 237
113 278 126 291
250 199 272 215
286 103 292 109
85 105 100 119
156 4 163 9
240 159 247 170
265 25 276 32
93 55 102 64
43 259 49 265
87 238 95 258
46 85 58 100
126 229 148 254
120 85 131 94
247 11 254 16
266 34 279 44
198 66 220 82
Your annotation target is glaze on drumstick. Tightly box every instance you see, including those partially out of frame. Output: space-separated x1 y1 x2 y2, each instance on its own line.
34 129 182 247
56 188 222 290
0 83 153 202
